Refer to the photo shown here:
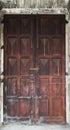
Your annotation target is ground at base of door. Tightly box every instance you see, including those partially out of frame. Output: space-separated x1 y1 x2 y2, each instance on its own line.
0 122 70 130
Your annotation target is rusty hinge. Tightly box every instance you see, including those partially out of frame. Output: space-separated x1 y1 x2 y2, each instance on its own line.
1 45 4 49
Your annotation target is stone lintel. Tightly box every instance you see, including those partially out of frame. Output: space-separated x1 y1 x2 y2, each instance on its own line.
1 8 68 15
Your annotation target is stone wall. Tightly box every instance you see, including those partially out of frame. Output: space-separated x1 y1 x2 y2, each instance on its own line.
0 24 1 124
0 0 70 125
67 20 70 123
0 23 3 124
0 0 68 8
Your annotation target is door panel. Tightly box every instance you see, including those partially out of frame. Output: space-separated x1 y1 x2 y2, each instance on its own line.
7 37 17 55
4 15 33 121
18 99 30 117
20 78 29 96
8 58 18 75
39 38 50 55
39 98 49 116
7 99 18 117
4 15 66 124
20 38 31 56
37 15 65 123
6 18 18 35
7 78 17 96
39 59 50 75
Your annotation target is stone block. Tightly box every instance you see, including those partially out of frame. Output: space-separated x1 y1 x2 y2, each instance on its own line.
0 0 67 8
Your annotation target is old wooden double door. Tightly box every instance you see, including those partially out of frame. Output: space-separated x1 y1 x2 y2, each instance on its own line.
4 15 66 124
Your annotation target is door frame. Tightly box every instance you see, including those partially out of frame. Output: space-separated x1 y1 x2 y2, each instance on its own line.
0 13 68 124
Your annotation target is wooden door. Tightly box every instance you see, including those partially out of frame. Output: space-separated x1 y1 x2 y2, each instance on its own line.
4 15 66 124
36 15 66 123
